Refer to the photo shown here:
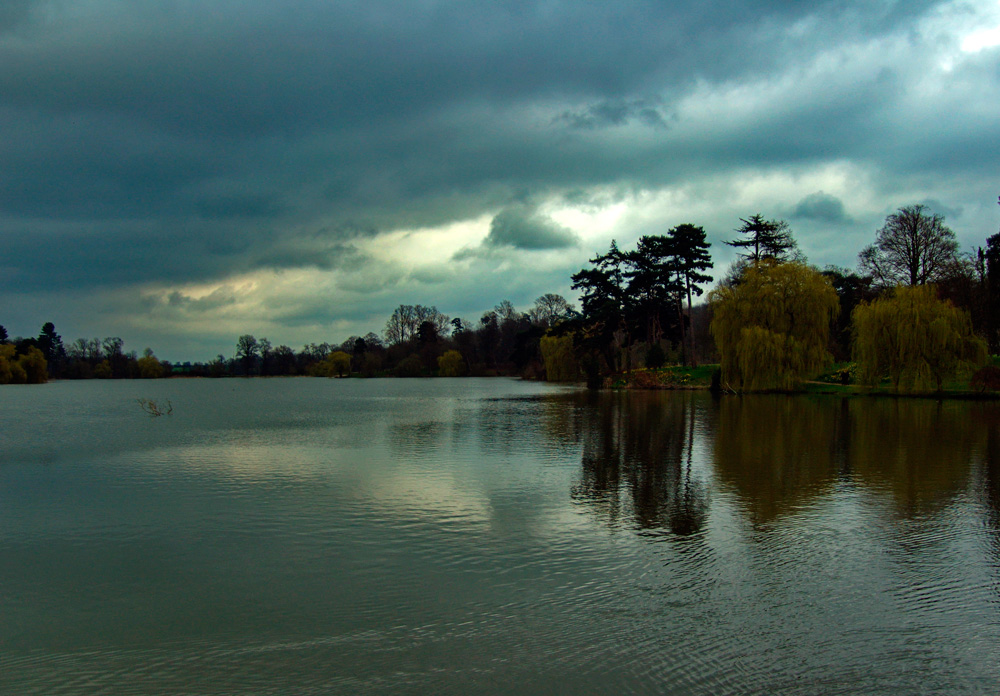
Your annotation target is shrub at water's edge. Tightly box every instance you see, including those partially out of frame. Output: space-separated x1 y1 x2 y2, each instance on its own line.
0 345 48 384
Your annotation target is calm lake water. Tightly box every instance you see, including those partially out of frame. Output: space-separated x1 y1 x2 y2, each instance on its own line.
2 378 999 694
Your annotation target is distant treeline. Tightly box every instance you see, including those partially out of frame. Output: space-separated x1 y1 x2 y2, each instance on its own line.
4 201 999 388
0 294 590 382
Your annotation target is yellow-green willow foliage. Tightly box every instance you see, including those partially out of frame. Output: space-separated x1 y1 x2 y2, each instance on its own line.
852 284 986 392
0 345 48 384
540 334 579 382
437 350 465 376
315 350 352 377
709 261 838 391
137 352 165 379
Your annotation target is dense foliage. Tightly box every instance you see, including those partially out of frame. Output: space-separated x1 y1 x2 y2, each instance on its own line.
852 285 987 392
710 262 839 391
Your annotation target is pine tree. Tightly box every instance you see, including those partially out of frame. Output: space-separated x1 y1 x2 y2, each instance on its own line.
726 214 798 264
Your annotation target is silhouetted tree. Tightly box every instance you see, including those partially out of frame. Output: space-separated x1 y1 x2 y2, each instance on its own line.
821 266 876 361
528 294 576 327
272 345 297 375
572 240 630 380
236 334 259 376
726 214 799 264
859 204 959 288
985 198 1000 353
384 305 450 345
669 224 713 365
625 235 681 348
258 338 272 376
36 322 65 377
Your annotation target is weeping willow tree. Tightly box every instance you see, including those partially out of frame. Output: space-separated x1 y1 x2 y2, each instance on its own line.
540 334 580 382
852 284 987 392
709 261 839 391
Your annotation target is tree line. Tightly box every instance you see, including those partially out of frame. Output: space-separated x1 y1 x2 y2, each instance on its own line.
4 198 998 389
0 293 580 382
706 202 1000 393
548 199 1000 393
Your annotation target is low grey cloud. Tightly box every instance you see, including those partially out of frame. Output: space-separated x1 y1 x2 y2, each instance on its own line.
556 99 671 130
792 192 850 223
485 206 579 251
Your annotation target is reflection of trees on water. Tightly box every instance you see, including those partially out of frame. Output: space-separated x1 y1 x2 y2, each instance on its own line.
714 396 981 524
848 399 975 516
568 391 709 537
713 395 845 525
975 404 1000 570
558 386 1000 565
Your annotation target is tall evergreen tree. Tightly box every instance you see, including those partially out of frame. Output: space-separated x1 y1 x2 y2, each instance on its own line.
726 214 798 264
37 322 65 378
669 224 713 365
571 240 630 381
625 235 682 347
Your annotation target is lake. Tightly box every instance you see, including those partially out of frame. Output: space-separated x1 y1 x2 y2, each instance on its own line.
2 378 999 694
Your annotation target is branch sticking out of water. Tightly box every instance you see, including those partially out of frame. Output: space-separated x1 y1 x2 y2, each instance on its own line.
137 398 173 417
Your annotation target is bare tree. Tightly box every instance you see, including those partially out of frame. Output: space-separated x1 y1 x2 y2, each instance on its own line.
528 293 576 327
384 305 450 344
859 204 959 287
236 334 259 376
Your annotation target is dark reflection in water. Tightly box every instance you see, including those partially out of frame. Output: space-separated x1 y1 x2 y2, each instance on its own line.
713 395 844 524
848 399 976 516
565 392 1000 532
978 405 1000 585
560 391 709 536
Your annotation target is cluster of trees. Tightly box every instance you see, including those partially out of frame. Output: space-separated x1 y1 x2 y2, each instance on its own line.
558 224 713 386
6 200 998 392
709 202 996 393
0 293 580 383
359 296 578 378
0 324 179 381
0 323 59 384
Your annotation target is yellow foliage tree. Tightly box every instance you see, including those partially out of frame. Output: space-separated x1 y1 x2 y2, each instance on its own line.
0 344 15 384
137 350 165 379
540 334 579 382
709 261 839 391
437 349 465 376
325 351 352 377
0 345 48 384
852 284 987 392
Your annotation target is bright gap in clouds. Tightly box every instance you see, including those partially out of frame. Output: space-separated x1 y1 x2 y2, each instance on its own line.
957 0 1000 53
961 26 1000 53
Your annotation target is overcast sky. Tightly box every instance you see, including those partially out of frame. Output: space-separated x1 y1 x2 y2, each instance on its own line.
3 0 999 361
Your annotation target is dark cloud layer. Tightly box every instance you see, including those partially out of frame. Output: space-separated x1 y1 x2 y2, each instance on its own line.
2 0 998 358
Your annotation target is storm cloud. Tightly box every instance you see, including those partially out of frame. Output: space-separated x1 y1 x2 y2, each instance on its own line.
2 0 999 358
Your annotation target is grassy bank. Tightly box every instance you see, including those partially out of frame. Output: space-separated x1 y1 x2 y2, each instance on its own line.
609 360 1000 399
610 364 718 390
